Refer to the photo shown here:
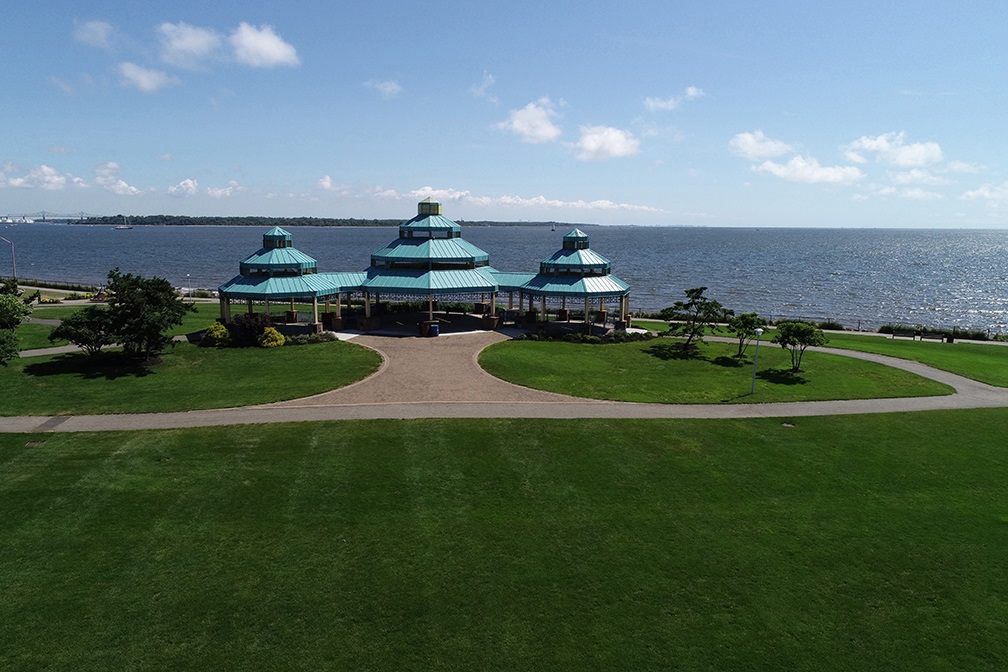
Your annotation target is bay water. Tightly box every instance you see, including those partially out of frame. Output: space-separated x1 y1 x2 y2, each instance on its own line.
3 223 1007 334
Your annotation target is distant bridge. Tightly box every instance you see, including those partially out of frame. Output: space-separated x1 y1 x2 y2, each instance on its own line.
2 211 97 222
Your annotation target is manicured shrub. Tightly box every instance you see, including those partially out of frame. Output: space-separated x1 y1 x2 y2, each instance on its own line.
258 326 286 348
817 320 845 331
200 321 231 347
230 312 272 345
0 329 19 364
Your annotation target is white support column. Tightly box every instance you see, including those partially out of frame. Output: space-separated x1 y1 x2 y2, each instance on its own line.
428 294 434 322
490 292 496 315
265 298 270 318
508 291 514 310
335 294 342 318
247 299 253 315
312 297 318 324
364 292 371 318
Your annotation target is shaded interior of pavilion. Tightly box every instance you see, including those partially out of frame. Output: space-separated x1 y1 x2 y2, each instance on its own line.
217 199 631 336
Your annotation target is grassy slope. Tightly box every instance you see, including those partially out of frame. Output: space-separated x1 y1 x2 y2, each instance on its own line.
0 342 381 415
632 320 1008 388
825 332 1008 387
479 339 951 403
1 412 1006 670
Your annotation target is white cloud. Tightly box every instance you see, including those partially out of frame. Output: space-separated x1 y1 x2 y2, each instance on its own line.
496 98 562 143
470 71 497 103
944 160 983 174
889 169 951 186
317 176 350 193
207 181 241 198
644 85 704 111
962 181 1008 202
405 186 661 213
365 80 402 99
574 125 641 161
3 165 74 190
94 161 141 195
168 178 199 197
867 184 944 200
729 130 794 161
229 22 299 67
158 153 173 161
844 131 943 167
754 156 864 184
900 188 943 200
158 22 223 69
48 76 75 95
118 62 180 93
74 20 114 49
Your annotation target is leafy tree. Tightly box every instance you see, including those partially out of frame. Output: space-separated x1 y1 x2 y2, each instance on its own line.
0 293 32 329
659 287 733 349
772 321 828 372
49 305 114 356
106 268 195 361
728 312 768 358
0 329 18 364
0 278 18 296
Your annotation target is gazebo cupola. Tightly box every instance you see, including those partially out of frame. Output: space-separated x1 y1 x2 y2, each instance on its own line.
539 228 611 276
360 199 500 323
238 227 318 278
369 198 491 271
520 228 631 330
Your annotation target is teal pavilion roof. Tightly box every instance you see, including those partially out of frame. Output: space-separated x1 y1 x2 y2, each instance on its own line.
362 199 498 296
525 229 629 299
239 227 318 276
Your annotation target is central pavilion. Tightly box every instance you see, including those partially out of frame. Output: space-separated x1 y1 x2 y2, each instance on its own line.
217 199 631 333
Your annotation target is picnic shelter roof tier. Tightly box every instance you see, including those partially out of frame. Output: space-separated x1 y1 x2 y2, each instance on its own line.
220 228 358 302
219 272 366 301
239 227 319 277
538 228 611 275
363 200 498 297
525 229 629 299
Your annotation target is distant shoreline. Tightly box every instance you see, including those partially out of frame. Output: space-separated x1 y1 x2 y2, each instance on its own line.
69 215 585 229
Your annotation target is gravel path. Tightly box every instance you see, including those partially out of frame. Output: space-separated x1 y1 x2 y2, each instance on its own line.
3 329 1007 434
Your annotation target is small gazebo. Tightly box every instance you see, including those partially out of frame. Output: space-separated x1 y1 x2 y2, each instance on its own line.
358 198 500 326
217 227 364 327
520 229 630 328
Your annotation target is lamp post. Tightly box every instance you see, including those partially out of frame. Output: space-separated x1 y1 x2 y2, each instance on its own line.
0 236 15 283
751 327 764 394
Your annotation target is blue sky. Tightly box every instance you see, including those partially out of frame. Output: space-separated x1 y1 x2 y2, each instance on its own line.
2 1 1006 227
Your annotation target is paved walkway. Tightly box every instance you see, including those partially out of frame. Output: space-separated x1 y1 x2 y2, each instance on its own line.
3 329 1008 433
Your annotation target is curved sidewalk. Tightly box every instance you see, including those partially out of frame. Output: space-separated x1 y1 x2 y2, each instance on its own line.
3 331 1008 433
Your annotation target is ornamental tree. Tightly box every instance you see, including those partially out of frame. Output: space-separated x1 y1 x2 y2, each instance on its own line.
0 293 32 329
0 329 18 364
659 287 733 349
49 305 115 356
106 268 195 361
771 321 828 372
728 312 768 359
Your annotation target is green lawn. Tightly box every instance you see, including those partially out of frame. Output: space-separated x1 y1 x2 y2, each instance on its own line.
2 411 1006 670
0 342 380 415
32 301 219 338
824 332 1008 387
13 322 66 350
630 320 1008 388
479 338 952 403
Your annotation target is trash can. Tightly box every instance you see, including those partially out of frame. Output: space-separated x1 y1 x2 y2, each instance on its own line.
428 321 440 337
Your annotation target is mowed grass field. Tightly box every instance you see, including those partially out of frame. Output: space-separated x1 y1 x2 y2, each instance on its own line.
2 412 1007 670
0 342 381 415
479 338 952 403
630 319 1008 388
